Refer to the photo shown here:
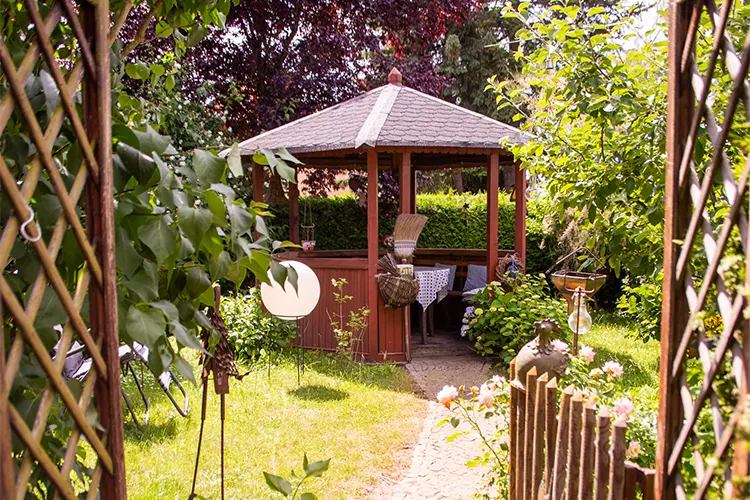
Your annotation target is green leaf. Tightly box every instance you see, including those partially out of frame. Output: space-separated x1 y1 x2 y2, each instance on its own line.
126 306 167 347
116 143 156 185
122 271 159 302
276 147 303 165
186 267 211 299
36 194 62 228
228 204 253 235
303 457 330 478
263 473 292 496
187 24 207 47
151 300 180 321
209 251 231 281
193 150 226 187
138 217 178 267
300 493 317 500
166 74 176 92
34 287 66 329
204 190 227 226
269 261 288 288
169 320 205 352
178 207 213 248
173 355 197 386
227 143 243 177
133 126 172 156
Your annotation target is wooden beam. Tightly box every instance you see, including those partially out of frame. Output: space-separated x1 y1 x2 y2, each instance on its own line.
367 149 379 358
410 166 417 214
399 152 412 214
252 162 264 204
487 153 499 283
514 159 527 267
288 171 300 244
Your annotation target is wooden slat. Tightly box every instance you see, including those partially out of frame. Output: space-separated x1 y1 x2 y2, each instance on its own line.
595 407 611 500
545 377 558 497
532 372 549 500
514 382 527 500
509 360 517 500
523 367 538 500
514 160 527 267
552 386 574 500
366 149 379 357
579 401 597 500
609 419 627 500
487 152 499 283
565 393 584 500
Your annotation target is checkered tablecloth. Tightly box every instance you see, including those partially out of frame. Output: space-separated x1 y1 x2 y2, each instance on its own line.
413 267 450 309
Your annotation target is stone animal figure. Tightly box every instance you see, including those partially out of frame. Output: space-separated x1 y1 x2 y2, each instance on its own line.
513 318 570 386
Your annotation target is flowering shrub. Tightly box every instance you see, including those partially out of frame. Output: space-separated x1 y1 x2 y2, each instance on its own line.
440 344 658 497
222 290 297 364
464 273 567 365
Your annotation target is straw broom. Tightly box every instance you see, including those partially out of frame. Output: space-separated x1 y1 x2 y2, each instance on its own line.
392 214 428 263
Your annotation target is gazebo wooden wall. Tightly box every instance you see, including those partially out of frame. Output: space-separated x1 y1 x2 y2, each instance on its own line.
261 147 525 362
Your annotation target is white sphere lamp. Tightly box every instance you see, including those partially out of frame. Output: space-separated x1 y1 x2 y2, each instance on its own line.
260 260 320 320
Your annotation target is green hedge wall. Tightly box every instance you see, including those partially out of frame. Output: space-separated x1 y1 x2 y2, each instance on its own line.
268 192 556 273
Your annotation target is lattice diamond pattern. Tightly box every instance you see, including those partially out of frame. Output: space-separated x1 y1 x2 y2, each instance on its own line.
662 0 750 496
0 1 132 498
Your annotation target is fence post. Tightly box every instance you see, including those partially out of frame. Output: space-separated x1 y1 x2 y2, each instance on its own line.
579 401 597 500
524 367 538 500
609 418 627 500
545 377 558 497
595 406 611 500
510 359 517 500
515 382 527 500
552 385 575 500
532 372 549 500
565 393 584 500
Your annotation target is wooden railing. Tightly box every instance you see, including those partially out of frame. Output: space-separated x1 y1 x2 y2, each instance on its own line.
509 362 655 500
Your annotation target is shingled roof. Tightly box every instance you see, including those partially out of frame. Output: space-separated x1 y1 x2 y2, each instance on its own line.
230 68 527 156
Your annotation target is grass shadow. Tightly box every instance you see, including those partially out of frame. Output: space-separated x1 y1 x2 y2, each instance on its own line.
288 384 349 402
304 352 416 393
124 416 180 445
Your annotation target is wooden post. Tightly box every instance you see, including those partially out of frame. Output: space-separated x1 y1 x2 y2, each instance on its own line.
514 159 527 268
524 367 538 500
288 170 300 244
532 373 549 500
595 407 612 500
565 393 584 500
580 401 598 500
514 384 527 500
85 2 126 497
545 377 558 498
487 153 499 283
510 360 517 500
367 149 379 359
610 419 627 500
410 165 417 214
552 386 575 500
399 152 412 214
252 162 264 204
657 0 693 497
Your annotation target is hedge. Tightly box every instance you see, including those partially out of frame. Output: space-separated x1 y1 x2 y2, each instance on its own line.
267 192 557 273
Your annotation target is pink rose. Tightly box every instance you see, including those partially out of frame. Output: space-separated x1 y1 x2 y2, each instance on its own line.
579 345 596 364
478 384 495 409
626 441 642 459
612 397 634 421
550 339 570 355
590 368 604 378
437 385 459 408
603 361 624 381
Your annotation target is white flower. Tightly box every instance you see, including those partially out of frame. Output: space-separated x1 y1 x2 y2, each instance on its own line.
491 375 506 385
579 345 596 364
603 361 624 380
437 385 459 408
478 384 494 409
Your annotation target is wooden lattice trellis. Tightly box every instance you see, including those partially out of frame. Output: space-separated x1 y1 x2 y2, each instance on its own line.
0 1 136 498
659 0 750 497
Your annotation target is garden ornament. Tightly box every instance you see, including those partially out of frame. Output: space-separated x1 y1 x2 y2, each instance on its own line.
513 318 569 386
568 286 592 355
190 286 248 500
260 260 321 384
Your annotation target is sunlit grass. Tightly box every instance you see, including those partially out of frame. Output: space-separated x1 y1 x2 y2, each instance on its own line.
124 352 426 499
584 311 660 392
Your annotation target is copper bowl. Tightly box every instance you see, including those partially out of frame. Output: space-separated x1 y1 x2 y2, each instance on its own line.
551 271 607 313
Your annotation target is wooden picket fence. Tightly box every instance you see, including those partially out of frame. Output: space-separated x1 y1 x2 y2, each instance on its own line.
509 361 655 500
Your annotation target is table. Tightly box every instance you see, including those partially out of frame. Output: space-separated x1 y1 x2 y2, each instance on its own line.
413 266 450 344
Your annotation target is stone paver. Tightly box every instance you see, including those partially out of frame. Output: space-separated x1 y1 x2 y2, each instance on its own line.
370 342 494 500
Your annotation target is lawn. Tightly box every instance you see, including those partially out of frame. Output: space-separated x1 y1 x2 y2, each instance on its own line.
123 352 427 499
585 311 660 392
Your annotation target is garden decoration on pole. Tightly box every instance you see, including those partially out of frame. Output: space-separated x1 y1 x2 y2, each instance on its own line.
190 286 248 500
549 246 607 315
260 260 321 384
567 287 593 355
301 198 316 252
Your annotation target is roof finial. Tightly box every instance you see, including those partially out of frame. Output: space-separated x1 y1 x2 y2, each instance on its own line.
387 67 403 86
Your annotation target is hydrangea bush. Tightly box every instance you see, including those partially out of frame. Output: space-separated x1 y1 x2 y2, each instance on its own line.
438 343 657 498
463 274 568 365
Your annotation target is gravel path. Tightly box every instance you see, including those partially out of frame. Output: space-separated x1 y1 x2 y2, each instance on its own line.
370 342 495 500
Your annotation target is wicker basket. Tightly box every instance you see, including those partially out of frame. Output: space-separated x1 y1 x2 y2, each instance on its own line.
495 253 525 284
376 253 419 308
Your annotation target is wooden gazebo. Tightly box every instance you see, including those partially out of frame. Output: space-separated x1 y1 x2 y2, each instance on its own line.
232 68 528 362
